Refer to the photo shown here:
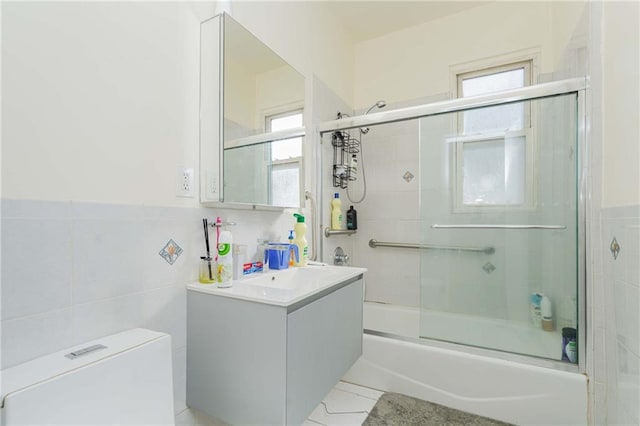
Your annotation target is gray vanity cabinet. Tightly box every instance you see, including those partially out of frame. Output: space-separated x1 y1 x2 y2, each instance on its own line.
186 277 364 425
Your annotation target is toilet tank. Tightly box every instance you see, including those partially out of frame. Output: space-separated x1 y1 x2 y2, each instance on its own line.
1 328 174 425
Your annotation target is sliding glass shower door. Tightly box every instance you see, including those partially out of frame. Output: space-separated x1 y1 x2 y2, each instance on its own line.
419 93 580 362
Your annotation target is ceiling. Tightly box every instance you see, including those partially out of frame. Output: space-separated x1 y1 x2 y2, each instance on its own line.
322 1 490 43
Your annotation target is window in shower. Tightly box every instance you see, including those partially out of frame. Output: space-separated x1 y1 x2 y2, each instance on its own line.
453 60 534 211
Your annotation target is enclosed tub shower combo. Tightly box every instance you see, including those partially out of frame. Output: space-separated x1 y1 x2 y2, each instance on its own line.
320 78 588 425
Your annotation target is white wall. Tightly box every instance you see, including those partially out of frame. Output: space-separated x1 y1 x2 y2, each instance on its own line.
225 62 305 133
1 1 354 206
225 58 257 130
2 2 203 206
352 2 556 110
551 0 589 73
228 1 355 109
601 1 640 207
255 65 305 126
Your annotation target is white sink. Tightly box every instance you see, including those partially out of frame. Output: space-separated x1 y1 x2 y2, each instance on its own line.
244 266 358 289
187 264 366 307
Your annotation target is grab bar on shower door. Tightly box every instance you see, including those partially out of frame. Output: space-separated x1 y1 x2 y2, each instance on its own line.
431 224 567 230
368 239 495 255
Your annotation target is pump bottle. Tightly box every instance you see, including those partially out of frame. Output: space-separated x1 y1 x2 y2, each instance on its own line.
288 230 295 266
293 213 308 266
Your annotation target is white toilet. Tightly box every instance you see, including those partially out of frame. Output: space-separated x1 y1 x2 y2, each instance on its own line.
1 328 174 425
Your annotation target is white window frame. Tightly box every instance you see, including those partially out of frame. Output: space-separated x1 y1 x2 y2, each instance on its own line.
451 129 534 212
451 55 538 213
265 109 304 207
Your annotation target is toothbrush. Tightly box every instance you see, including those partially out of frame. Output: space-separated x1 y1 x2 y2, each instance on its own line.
215 216 222 263
202 218 213 280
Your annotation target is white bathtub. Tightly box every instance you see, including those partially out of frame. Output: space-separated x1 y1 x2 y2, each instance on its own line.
343 302 588 425
362 302 564 359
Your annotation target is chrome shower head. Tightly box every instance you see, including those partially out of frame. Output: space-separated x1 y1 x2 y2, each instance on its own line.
361 100 386 134
364 100 387 115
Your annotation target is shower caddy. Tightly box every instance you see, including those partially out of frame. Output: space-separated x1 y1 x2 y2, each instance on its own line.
332 113 360 189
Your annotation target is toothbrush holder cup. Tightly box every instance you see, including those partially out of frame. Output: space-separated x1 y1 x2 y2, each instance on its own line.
264 244 299 270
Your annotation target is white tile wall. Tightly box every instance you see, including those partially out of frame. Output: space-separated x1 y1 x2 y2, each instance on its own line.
1 217 72 319
1 308 73 368
318 75 356 266
71 293 144 344
601 205 640 425
339 99 425 309
72 219 145 304
1 197 300 414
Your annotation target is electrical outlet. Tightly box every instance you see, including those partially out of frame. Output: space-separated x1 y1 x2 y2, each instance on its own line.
176 167 194 197
206 170 218 198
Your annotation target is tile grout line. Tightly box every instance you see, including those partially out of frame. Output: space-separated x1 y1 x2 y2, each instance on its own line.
333 384 383 402
70 206 76 345
320 401 371 416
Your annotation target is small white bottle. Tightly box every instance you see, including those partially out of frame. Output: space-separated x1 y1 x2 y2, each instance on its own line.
349 154 358 178
232 244 246 280
541 295 553 331
530 292 542 328
217 229 233 287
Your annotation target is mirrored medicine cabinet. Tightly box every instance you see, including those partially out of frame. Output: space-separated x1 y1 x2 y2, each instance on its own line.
199 13 306 209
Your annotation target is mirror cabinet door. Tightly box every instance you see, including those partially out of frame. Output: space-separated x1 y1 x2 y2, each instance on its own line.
199 13 305 208
199 15 223 203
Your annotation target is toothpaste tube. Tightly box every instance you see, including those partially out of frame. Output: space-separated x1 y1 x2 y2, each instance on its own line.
243 261 264 275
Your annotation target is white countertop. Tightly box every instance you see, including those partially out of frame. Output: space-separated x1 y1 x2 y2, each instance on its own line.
187 264 366 307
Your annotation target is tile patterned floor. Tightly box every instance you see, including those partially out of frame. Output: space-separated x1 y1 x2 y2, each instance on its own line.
175 381 383 426
305 382 384 426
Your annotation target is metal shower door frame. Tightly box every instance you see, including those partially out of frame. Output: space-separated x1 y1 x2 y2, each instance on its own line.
317 78 588 373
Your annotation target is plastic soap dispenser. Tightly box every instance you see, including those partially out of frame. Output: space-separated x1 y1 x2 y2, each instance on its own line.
293 213 308 267
288 230 295 266
331 193 343 230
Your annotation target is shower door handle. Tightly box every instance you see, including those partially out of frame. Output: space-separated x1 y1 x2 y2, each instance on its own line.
431 224 567 230
368 239 494 255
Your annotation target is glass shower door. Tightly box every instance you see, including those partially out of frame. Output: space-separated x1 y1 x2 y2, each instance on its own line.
419 93 579 362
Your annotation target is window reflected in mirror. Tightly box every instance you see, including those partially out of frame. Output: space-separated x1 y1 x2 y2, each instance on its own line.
218 14 305 208
224 110 303 208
